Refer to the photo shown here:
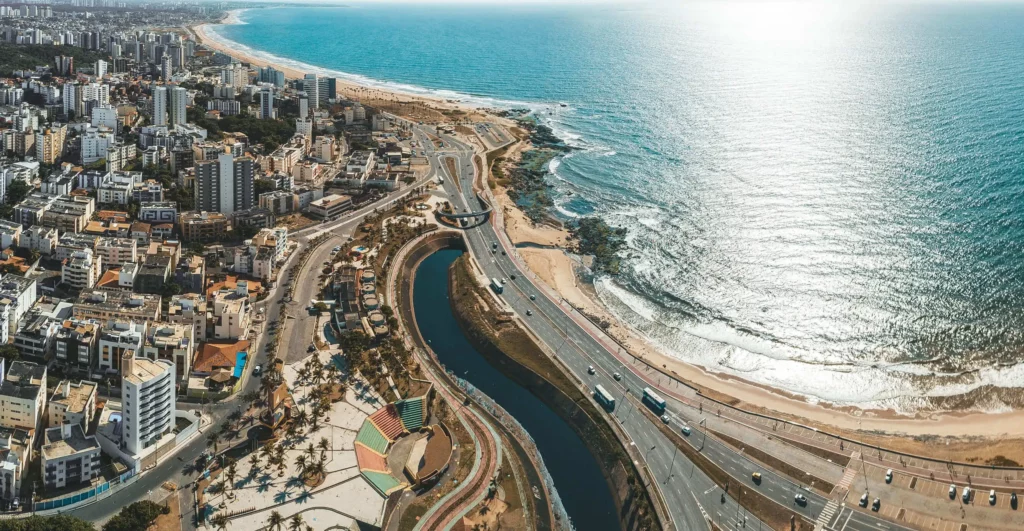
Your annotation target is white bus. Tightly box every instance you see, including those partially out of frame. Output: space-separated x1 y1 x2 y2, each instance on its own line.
642 387 667 413
490 278 504 294
594 384 615 410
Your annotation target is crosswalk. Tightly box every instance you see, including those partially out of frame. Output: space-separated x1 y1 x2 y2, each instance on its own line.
836 465 858 491
814 499 840 530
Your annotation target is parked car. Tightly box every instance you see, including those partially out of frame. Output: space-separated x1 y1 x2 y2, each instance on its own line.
885 469 893 483
253 364 263 376
949 484 957 499
872 498 880 511
963 486 972 503
990 490 997 505
860 492 868 507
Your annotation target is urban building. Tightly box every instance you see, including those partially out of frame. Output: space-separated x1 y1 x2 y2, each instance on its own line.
47 380 97 430
0 361 47 435
73 291 161 324
120 352 175 455
194 154 254 215
41 423 101 492
142 323 194 383
179 211 228 242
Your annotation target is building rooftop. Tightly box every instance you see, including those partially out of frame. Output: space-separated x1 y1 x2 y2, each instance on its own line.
147 323 192 350
49 380 97 416
41 424 99 461
122 356 172 386
7 360 45 385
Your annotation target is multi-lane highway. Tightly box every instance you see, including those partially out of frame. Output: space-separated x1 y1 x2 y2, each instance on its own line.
415 123 915 531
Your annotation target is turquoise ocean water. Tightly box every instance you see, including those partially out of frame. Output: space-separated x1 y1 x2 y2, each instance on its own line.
214 1 1024 412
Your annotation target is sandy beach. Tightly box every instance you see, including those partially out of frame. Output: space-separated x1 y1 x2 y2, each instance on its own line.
191 9 1024 459
490 137 1024 459
191 11 504 125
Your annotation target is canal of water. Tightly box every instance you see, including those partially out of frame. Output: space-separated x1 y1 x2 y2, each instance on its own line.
412 249 618 531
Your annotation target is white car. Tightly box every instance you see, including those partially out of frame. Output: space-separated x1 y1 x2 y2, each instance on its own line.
989 490 997 505
885 469 893 483
949 484 956 499
587 365 596 375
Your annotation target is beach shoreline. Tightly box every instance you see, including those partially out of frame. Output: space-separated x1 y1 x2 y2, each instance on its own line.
490 134 1024 447
191 9 511 126
190 9 1024 450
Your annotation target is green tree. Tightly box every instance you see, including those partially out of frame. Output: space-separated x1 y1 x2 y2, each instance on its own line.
101 500 165 531
0 514 96 530
0 344 19 363
6 179 31 206
160 281 182 299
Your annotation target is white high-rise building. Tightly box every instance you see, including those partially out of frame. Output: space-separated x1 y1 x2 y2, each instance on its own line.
91 105 118 130
168 86 187 127
299 93 308 120
120 352 175 455
94 59 107 78
152 86 167 126
62 82 77 116
259 87 274 120
161 56 172 81
303 74 320 109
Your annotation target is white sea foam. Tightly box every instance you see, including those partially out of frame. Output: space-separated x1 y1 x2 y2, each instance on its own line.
593 277 1024 413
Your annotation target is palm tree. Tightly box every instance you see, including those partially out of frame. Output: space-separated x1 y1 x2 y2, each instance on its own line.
307 459 326 484
207 432 221 453
211 513 230 530
225 460 238 499
288 514 305 531
293 409 308 429
294 454 308 480
304 443 317 465
266 511 285 531
248 453 260 477
317 437 329 462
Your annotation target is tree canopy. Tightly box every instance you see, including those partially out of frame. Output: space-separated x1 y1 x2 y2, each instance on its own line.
0 515 95 531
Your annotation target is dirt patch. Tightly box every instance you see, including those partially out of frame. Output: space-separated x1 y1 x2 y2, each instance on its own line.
149 498 180 531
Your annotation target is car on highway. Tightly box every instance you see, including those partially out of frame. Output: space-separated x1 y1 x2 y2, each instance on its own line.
949 484 957 499
794 494 807 506
681 424 691 436
885 469 893 483
530 294 536 300
502 250 507 255
872 498 880 511
501 278 507 284
510 274 516 280
613 372 622 381
752 472 762 484
587 365 596 375
526 310 533 316
989 490 997 505
253 364 263 376
860 492 868 507
492 242 498 250
660 414 670 424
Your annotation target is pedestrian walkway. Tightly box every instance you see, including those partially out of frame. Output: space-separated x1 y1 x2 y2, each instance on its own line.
814 500 840 530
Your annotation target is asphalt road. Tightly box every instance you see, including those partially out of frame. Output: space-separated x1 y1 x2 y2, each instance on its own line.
65 167 435 527
413 123 914 531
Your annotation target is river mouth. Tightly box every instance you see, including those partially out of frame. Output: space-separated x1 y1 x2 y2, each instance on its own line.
412 249 619 531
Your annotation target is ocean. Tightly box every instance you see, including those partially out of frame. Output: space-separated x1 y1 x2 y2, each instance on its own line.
213 1 1024 413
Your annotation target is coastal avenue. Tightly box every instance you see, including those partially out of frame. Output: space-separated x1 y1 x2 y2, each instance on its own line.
64 169 434 526
415 122 914 531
